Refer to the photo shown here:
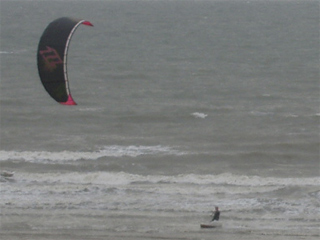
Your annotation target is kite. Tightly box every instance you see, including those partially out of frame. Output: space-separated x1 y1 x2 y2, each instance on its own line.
37 17 93 105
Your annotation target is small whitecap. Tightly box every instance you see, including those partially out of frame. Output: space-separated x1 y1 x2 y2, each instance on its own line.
191 112 208 119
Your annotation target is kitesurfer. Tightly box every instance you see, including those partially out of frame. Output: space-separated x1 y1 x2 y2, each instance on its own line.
211 206 220 221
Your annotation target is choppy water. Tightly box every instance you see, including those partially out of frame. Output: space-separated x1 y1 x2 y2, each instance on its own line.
1 0 319 235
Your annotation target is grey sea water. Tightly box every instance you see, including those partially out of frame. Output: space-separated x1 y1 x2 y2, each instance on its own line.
1 0 319 238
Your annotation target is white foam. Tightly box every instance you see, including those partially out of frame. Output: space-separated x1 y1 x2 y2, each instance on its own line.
191 112 208 119
2 171 319 223
78 107 105 112
250 111 273 116
0 49 27 54
0 51 14 54
0 145 186 163
15 171 320 188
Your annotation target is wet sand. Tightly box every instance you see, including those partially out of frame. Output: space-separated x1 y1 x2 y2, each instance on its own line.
1 229 319 240
1 209 319 240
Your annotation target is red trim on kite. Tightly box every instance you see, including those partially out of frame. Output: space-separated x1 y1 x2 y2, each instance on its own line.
82 21 94 27
60 95 77 105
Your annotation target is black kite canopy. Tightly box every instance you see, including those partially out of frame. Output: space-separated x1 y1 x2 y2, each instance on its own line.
37 17 93 105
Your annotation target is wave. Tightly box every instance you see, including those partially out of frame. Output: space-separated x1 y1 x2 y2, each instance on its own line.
12 171 320 187
2 171 319 220
250 111 274 116
191 112 208 119
0 51 14 54
78 107 105 112
0 49 28 54
0 145 187 163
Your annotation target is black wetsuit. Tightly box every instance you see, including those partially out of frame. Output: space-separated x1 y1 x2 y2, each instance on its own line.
211 211 220 221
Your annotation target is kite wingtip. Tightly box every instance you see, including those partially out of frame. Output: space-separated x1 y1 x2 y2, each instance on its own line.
82 21 94 27
60 95 77 106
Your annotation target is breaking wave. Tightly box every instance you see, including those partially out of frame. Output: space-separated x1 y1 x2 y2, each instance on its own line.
0 145 187 163
12 171 320 187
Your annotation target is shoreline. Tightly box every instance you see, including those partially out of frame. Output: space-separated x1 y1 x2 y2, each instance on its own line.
1 229 319 240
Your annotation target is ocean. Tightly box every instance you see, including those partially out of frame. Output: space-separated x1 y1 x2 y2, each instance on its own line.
1 0 319 239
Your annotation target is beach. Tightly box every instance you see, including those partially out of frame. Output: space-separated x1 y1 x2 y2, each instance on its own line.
1 0 319 239
2 208 319 240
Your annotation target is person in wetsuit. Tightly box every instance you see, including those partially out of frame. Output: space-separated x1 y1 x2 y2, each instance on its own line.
211 206 220 221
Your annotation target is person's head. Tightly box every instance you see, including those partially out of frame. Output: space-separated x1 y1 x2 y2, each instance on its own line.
215 206 219 211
